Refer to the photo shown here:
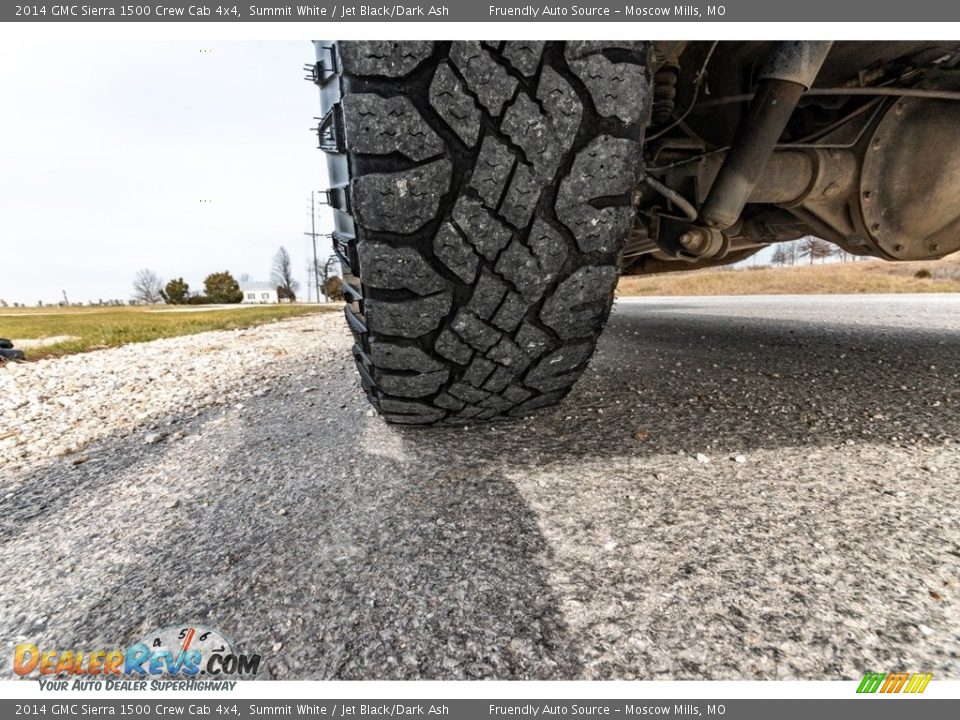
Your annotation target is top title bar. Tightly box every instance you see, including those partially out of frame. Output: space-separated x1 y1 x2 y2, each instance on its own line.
6 1 960 22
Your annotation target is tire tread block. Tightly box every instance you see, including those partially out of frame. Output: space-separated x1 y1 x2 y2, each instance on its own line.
564 42 651 124
430 62 482 146
339 41 434 78
450 41 518 117
353 158 452 234
343 94 443 161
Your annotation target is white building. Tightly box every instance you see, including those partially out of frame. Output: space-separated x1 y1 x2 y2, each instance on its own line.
240 282 279 304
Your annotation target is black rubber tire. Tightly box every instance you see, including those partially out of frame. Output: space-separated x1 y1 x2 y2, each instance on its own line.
313 41 651 424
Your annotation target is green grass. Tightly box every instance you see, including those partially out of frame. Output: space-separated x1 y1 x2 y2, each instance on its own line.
618 257 960 297
0 304 335 360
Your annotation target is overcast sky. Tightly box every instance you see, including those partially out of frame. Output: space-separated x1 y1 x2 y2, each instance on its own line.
0 40 334 305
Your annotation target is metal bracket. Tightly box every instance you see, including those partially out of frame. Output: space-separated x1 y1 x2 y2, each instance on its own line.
319 187 350 213
313 104 345 153
304 45 338 86
651 212 729 262
329 231 355 269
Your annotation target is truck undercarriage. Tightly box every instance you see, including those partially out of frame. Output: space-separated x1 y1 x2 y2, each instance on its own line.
625 41 960 275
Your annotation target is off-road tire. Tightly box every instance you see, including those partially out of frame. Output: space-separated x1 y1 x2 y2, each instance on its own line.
313 41 651 424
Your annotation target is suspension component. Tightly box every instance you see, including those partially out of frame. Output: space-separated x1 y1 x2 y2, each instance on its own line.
677 227 727 260
701 41 833 229
652 65 680 125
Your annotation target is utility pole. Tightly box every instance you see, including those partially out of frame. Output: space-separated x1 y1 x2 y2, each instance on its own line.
304 192 322 303
305 261 315 302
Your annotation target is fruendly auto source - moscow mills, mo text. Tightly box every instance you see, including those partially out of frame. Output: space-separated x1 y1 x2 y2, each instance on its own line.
488 4 724 17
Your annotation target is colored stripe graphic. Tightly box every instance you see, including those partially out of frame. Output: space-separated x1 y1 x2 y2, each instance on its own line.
857 673 886 693
903 673 933 694
881 672 910 693
857 672 932 694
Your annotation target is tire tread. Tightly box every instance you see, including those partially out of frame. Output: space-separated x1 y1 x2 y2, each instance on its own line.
317 41 651 423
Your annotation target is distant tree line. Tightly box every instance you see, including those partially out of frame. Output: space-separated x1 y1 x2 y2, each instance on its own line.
771 237 863 266
129 269 244 305
131 246 316 305
158 271 244 305
2 298 132 308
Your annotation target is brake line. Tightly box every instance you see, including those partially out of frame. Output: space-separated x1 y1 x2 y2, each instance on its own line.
693 86 960 110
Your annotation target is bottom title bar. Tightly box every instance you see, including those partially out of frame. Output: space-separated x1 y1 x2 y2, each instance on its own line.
3 699 958 719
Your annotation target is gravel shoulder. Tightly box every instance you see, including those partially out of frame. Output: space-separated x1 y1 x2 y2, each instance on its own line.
0 315 344 470
1 297 958 680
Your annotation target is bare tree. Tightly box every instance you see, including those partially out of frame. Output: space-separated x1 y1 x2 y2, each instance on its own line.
271 246 299 301
814 239 836 263
799 237 834 265
771 245 788 266
131 269 164 304
311 255 341 301
785 241 799 266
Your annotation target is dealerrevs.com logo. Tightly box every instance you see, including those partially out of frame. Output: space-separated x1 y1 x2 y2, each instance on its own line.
14 626 261 690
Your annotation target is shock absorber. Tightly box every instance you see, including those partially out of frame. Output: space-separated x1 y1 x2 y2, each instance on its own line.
701 41 834 229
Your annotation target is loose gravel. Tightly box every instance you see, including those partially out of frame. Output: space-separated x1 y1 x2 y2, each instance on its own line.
1 296 958 680
0 314 343 471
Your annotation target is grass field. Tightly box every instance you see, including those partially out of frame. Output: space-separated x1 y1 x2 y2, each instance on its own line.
5 255 959 360
0 304 335 360
618 256 960 297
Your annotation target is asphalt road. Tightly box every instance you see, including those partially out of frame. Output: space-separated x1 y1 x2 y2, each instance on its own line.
2 294 959 680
